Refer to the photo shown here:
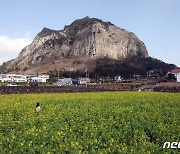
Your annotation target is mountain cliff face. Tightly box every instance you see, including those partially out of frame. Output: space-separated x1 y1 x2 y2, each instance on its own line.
4 17 148 73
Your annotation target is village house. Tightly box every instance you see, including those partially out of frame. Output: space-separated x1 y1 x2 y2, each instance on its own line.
171 68 180 82
115 76 122 82
147 69 163 78
55 78 72 86
78 77 90 84
0 74 27 82
0 73 49 83
55 77 90 86
30 75 49 83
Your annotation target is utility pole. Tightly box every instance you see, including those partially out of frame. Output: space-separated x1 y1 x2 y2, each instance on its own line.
85 67 88 87
58 70 59 80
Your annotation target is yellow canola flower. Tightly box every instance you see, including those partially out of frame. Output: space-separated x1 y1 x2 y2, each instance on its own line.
75 142 79 146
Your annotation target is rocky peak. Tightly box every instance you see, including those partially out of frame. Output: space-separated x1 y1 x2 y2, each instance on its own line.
37 27 59 38
64 16 114 39
66 16 114 30
3 17 149 73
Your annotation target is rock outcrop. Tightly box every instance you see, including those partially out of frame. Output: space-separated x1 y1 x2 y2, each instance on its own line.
5 17 148 73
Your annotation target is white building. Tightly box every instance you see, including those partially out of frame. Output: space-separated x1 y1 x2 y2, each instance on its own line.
55 78 72 86
0 73 49 83
115 76 122 82
8 74 27 82
0 74 27 82
30 75 49 83
171 68 180 82
78 78 90 84
0 77 12 82
31 77 47 83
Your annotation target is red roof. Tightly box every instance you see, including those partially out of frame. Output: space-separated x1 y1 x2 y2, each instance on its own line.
171 68 180 73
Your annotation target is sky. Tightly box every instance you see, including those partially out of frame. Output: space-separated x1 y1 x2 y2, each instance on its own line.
0 0 179 67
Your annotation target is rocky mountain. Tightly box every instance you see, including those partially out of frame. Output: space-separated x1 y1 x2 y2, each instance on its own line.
2 17 149 74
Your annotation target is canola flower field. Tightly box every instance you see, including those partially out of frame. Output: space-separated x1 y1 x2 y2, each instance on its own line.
0 92 179 153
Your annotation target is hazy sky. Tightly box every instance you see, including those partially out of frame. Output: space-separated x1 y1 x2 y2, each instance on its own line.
0 0 179 66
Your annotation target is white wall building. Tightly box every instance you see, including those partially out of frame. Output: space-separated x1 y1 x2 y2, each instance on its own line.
31 77 47 83
78 78 90 84
0 77 12 82
30 75 49 83
115 76 122 82
177 73 180 82
55 78 72 86
8 74 27 82
0 74 27 82
0 74 49 83
171 68 180 82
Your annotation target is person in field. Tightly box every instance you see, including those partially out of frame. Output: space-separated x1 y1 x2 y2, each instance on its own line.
36 102 41 113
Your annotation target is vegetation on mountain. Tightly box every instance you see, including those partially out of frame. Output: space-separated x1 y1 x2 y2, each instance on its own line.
94 56 175 78
47 56 175 79
0 62 7 72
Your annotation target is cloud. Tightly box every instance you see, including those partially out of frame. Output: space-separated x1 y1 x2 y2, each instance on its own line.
0 36 32 65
